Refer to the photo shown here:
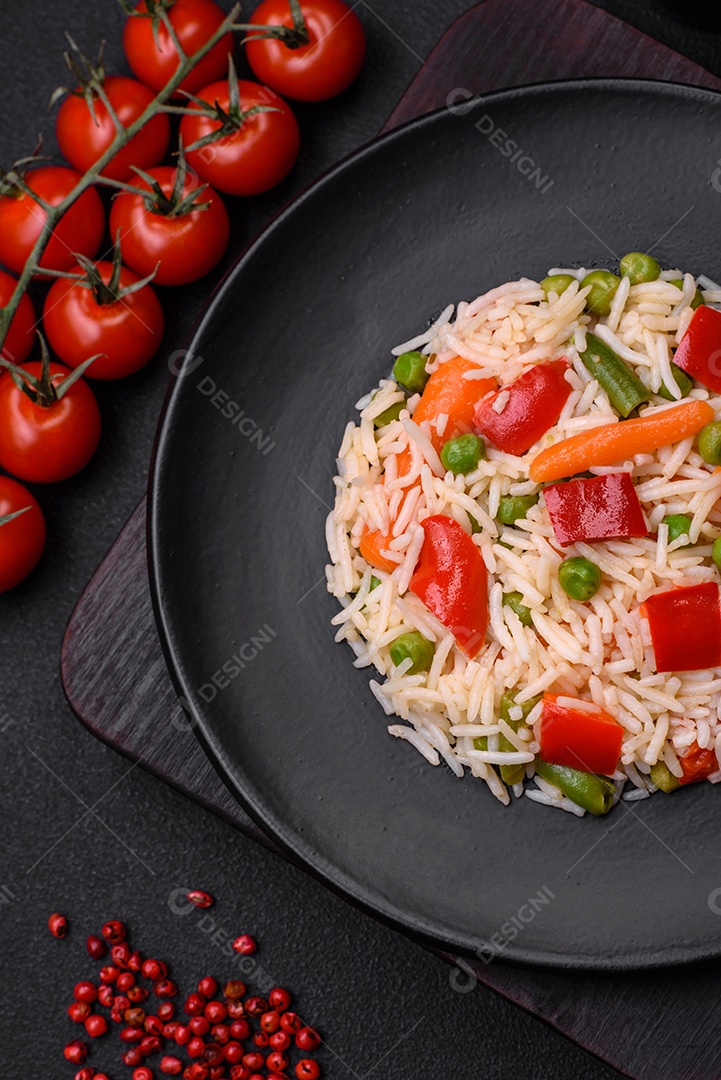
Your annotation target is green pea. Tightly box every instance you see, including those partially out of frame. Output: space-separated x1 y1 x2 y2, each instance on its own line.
540 274 576 299
468 514 482 535
698 421 721 466
502 591 533 627
650 760 680 793
581 270 621 316
389 631 435 674
662 514 692 546
392 351 429 395
658 362 693 401
369 576 381 592
373 399 404 428
713 537 721 571
619 251 660 285
497 493 539 526
669 279 704 310
558 556 602 602
440 432 485 475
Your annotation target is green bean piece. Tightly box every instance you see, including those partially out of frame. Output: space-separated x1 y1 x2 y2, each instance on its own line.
558 556 602 602
497 493 539 526
373 399 404 428
579 333 650 418
392 351 430 395
650 760 681 793
502 591 533 627
534 760 616 815
698 421 721 466
540 274 576 299
498 691 541 785
389 631 435 674
440 432 485 475
669 280 704 310
658 362 693 402
662 513 693 547
619 251 660 285
369 576 381 592
581 270 621 316
500 691 542 725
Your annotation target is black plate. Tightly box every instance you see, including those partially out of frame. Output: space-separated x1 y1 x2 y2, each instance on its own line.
150 80 721 969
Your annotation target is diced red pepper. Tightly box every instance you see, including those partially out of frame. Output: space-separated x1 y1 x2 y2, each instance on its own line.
643 582 721 673
473 359 572 456
409 514 488 658
540 694 623 776
678 741 718 785
543 472 648 546
672 305 721 394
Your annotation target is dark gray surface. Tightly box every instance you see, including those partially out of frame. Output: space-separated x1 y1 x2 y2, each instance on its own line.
2 1 720 1076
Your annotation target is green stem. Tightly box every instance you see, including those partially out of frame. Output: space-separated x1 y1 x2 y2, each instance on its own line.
0 2 241 352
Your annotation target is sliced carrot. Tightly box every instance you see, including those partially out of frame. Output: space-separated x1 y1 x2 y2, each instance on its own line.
529 399 715 483
414 355 497 451
394 356 496 477
359 528 397 572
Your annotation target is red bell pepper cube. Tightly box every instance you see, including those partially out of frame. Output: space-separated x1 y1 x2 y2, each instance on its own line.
672 305 721 394
410 514 488 659
540 694 623 776
473 359 572 456
678 741 718 785
543 472 648 546
643 581 721 673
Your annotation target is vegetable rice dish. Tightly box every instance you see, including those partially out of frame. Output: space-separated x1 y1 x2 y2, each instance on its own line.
325 254 721 816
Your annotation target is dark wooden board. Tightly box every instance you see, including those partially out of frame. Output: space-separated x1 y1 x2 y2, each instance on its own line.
61 3 721 1078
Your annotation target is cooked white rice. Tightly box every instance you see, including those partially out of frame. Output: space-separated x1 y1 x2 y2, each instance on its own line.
325 266 721 814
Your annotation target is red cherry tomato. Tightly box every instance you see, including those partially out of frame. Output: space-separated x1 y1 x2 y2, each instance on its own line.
0 167 104 276
180 79 300 196
246 0 365 102
56 76 170 183
0 476 46 592
124 0 234 97
43 261 165 380
0 362 101 483
0 269 36 365
109 166 230 286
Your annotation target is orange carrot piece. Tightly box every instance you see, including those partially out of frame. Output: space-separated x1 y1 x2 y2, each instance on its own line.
394 356 496 477
414 355 497 452
359 528 397 572
529 399 715 483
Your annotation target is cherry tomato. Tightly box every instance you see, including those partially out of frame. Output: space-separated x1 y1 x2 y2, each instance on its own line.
123 0 234 97
0 362 101 483
56 76 170 183
109 166 230 286
180 79 300 196
0 167 104 276
43 262 165 380
0 269 36 365
0 477 46 592
246 0 365 102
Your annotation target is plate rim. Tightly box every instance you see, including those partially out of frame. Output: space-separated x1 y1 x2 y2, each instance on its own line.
148 76 721 971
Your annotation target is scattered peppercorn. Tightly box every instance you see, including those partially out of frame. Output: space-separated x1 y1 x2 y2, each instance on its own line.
186 890 214 909
49 912 68 938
